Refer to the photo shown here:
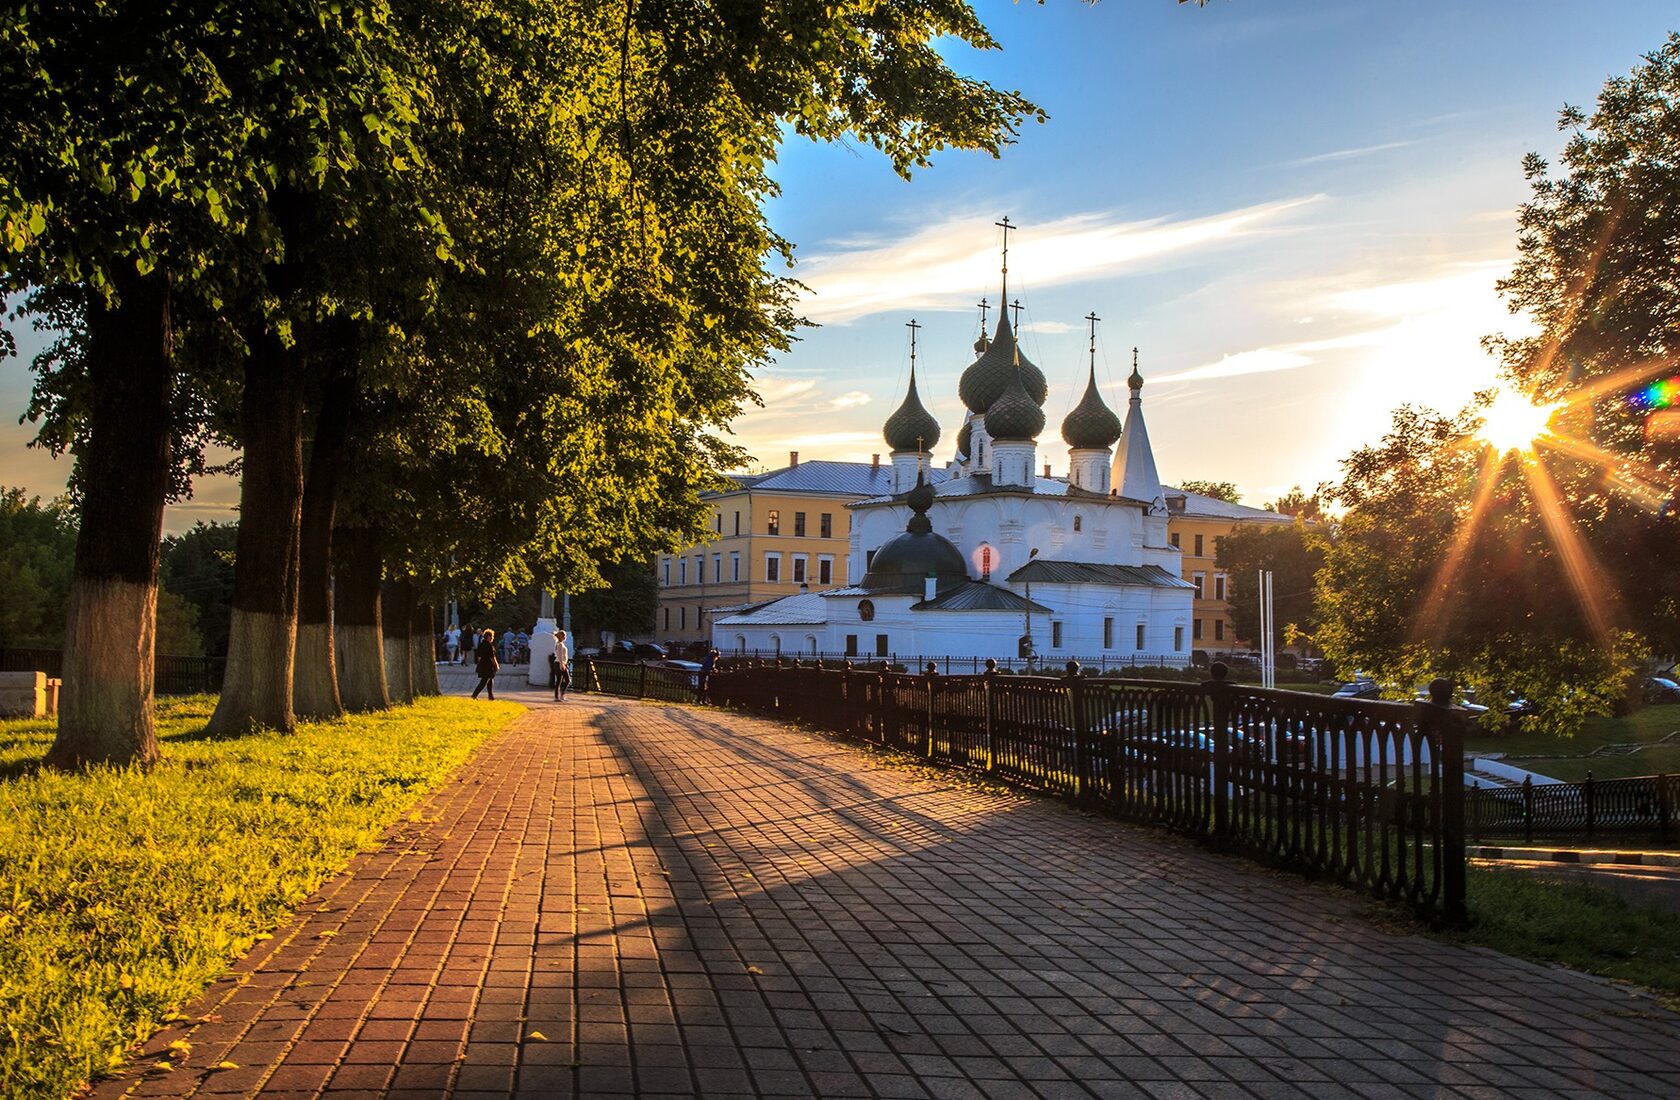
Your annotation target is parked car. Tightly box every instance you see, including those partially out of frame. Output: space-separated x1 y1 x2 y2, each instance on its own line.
1645 676 1680 704
1332 679 1380 700
596 641 668 661
656 659 704 688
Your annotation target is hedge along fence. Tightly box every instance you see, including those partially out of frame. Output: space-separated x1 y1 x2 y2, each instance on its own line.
575 656 1470 925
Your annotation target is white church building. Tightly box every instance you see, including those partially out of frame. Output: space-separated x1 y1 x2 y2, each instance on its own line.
713 234 1195 665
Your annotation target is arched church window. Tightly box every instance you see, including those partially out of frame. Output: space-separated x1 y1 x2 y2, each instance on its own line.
981 546 993 578
858 599 875 622
1073 515 1083 532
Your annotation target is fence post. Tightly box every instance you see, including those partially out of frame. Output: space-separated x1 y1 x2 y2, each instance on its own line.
1207 662 1233 843
924 662 938 759
842 660 854 737
1660 774 1672 844
1427 677 1467 927
983 659 998 774
1522 775 1534 845
1584 770 1596 841
1067 662 1089 803
638 660 649 699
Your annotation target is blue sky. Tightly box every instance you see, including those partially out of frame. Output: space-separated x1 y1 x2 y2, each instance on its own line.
3 1 1676 528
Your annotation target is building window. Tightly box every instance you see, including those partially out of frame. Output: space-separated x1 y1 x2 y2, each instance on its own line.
713 553 722 582
858 599 875 622
1103 617 1114 649
1051 621 1063 649
876 634 889 657
694 555 703 584
1073 515 1082 532
770 633 781 654
980 545 993 578
679 559 687 586
680 606 686 630
765 554 780 582
1170 532 1181 549
1194 533 1204 557
734 511 740 536
1175 626 1185 651
1192 572 1205 599
794 512 806 537
715 512 722 533
820 513 833 538
730 551 740 581
1193 618 1204 641
818 556 833 585
735 634 746 653
845 634 858 656
1215 619 1226 642
663 606 669 629
767 510 780 536
1135 623 1146 651
792 555 807 583
1215 573 1227 601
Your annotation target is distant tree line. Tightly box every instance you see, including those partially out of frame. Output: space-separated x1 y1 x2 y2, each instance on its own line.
1 1 1042 766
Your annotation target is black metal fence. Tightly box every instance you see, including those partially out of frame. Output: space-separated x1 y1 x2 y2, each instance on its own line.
715 649 1192 675
1469 773 1678 844
575 655 1469 924
0 646 224 696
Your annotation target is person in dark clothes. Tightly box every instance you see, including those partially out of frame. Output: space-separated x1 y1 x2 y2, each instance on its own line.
471 628 499 700
459 624 475 665
697 648 719 703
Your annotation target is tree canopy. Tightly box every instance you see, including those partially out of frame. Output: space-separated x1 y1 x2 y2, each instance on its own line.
1176 479 1241 503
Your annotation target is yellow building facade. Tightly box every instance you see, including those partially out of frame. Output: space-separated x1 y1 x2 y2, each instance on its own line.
655 457 895 649
1164 489 1294 652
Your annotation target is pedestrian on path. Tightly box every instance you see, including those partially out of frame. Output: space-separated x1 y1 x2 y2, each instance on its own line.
697 648 718 702
549 630 570 701
471 628 499 700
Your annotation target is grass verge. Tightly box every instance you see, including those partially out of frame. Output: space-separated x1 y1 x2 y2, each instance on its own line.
1454 865 1680 1008
0 694 522 1100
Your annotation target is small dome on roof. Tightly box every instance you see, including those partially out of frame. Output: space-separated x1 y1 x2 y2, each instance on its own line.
861 477 969 596
1061 367 1122 449
882 367 940 453
958 314 1047 413
983 366 1045 441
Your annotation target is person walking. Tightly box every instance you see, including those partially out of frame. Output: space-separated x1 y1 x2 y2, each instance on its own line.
471 628 499 700
697 648 718 703
549 629 571 701
445 624 460 664
459 625 475 665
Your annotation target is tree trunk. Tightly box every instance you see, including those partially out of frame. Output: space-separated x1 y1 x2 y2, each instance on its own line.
382 578 414 704
208 333 304 734
45 270 173 769
333 524 389 711
292 355 355 721
409 600 440 696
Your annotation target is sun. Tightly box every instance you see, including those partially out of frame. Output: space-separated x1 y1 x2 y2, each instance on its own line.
1476 388 1562 454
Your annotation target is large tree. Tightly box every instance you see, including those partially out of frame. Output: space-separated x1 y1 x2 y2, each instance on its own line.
1216 520 1323 651
1487 31 1680 660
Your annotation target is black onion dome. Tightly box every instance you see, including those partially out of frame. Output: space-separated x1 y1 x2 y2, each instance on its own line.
984 367 1045 440
882 369 941 453
861 481 969 596
1061 367 1122 449
955 420 972 458
958 314 1048 413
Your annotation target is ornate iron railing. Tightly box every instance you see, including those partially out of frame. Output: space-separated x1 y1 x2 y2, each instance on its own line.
575 655 1469 923
1469 773 1678 843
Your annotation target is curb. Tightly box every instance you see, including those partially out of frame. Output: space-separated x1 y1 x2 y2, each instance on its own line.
1470 845 1680 868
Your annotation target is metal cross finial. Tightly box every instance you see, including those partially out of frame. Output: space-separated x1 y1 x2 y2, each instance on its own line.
995 215 1015 300
1133 346 1139 370
1009 298 1023 329
977 296 989 333
916 434 925 457
1085 311 1101 367
906 317 920 372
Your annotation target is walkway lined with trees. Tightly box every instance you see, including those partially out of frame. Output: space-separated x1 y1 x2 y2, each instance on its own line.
94 689 1680 1099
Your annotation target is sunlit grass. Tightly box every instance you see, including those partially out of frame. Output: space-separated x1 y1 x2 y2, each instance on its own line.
0 694 522 1100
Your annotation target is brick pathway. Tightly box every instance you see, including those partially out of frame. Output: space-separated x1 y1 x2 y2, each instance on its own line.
95 683 1680 1099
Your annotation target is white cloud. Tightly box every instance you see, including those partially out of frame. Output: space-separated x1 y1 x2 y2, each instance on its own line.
792 197 1322 324
1022 320 1075 334
826 391 873 410
1283 140 1415 167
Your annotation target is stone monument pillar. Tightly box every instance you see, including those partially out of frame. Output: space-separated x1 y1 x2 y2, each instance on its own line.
528 589 557 685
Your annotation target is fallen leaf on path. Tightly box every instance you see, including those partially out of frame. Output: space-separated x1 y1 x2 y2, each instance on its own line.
527 1030 548 1041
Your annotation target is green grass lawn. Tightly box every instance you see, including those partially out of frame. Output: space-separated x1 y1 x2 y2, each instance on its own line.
1456 865 1680 1008
0 694 522 1100
1466 703 1680 782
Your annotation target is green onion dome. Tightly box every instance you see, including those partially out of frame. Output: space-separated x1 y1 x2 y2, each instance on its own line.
958 314 1047 413
955 419 972 458
1060 366 1122 449
882 367 941 453
984 367 1045 441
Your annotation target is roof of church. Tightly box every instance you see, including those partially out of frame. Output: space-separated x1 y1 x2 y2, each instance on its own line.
1006 560 1195 589
710 591 830 626
910 581 1052 613
720 460 949 497
1165 487 1296 524
851 472 1151 508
